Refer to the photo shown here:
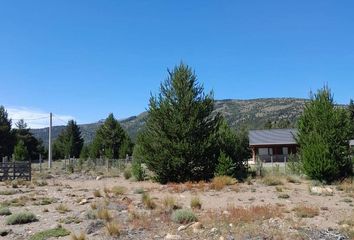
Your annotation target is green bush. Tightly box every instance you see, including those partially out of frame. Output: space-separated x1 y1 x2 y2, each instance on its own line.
0 207 11 216
215 152 235 177
123 168 132 179
132 159 145 181
30 227 70 240
286 154 302 175
6 212 38 225
171 209 197 224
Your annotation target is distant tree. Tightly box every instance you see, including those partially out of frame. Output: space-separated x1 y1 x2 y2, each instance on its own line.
91 114 131 159
13 140 29 161
264 120 272 129
79 145 90 161
215 152 236 177
14 119 44 160
348 99 354 139
275 119 291 129
297 86 352 182
53 120 84 159
217 120 249 179
0 106 15 159
135 63 222 183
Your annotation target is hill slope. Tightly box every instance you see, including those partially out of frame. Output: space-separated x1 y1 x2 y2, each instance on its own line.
31 98 307 147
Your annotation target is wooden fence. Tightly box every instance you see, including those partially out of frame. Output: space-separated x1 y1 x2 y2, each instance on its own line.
0 161 31 181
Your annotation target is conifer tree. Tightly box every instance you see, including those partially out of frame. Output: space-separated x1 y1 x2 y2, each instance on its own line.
348 99 354 139
91 113 131 159
135 63 221 183
297 86 352 182
13 140 29 161
0 106 15 159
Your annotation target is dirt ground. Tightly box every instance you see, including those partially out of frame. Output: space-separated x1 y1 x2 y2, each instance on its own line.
0 166 353 240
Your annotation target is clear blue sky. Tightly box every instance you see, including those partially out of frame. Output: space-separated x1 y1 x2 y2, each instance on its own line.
1 1 353 127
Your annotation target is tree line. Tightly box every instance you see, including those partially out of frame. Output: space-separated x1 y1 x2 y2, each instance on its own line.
1 63 353 183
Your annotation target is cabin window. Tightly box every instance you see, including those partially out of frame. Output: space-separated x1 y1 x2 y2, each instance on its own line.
258 148 268 155
282 147 288 155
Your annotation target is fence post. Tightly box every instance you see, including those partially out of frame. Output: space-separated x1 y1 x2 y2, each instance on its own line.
29 160 31 181
284 156 287 174
271 155 273 174
13 161 16 180
39 154 42 173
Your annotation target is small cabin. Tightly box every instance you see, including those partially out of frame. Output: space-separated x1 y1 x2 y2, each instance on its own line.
249 128 298 163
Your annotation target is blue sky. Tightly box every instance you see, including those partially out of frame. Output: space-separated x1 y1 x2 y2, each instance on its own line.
1 1 353 128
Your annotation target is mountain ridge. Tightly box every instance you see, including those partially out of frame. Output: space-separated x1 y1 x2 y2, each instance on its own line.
31 97 308 147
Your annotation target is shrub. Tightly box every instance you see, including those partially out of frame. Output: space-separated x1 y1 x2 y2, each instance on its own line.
123 168 132 179
190 196 202 209
225 205 282 223
171 209 197 224
134 188 145 194
142 193 156 209
215 152 235 177
0 189 17 195
6 212 38 225
0 207 11 216
132 158 145 181
30 226 70 240
210 176 236 190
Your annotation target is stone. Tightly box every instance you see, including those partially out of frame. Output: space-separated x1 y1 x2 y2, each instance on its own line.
165 233 182 239
210 227 218 233
96 176 103 180
177 225 188 231
79 199 88 205
191 222 203 230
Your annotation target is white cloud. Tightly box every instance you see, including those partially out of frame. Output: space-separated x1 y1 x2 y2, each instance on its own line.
6 106 75 129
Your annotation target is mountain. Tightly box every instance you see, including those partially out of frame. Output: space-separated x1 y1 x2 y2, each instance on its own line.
31 98 307 147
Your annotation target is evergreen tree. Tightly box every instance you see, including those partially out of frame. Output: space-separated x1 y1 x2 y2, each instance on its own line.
135 63 222 183
297 86 352 182
215 152 236 176
348 99 354 139
0 106 15 159
218 120 249 179
53 120 84 159
264 120 273 129
92 114 131 159
13 140 29 161
14 119 44 160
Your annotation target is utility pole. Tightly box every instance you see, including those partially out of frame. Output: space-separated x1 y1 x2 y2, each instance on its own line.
48 112 52 168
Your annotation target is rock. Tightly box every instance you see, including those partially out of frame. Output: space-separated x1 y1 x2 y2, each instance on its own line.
79 199 88 205
219 237 225 240
191 222 203 230
177 225 188 231
86 220 105 234
222 210 230 215
0 229 12 236
165 233 182 239
210 227 218 233
96 176 103 180
310 186 333 195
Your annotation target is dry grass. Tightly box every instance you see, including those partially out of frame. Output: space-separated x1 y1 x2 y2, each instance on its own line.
293 205 319 218
70 232 86 240
339 215 354 238
190 196 202 209
105 221 121 236
96 208 112 222
90 202 97 210
142 193 156 209
262 176 283 186
93 189 102 198
210 176 237 190
227 205 283 223
55 203 70 214
162 195 178 210
111 186 127 196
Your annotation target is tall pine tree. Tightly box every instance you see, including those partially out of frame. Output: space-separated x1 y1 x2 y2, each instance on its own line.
135 63 221 183
91 114 131 159
0 106 15 159
297 86 352 182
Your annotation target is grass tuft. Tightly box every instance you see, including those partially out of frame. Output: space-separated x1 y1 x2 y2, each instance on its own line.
142 193 156 209
105 221 121 236
70 232 86 240
111 186 127 196
55 203 70 214
0 207 12 216
30 226 70 240
262 176 283 186
190 196 202 209
171 209 197 224
210 176 237 190
293 205 319 218
6 211 38 225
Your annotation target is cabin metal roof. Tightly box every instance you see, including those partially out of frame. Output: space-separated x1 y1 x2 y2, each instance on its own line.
249 128 298 146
